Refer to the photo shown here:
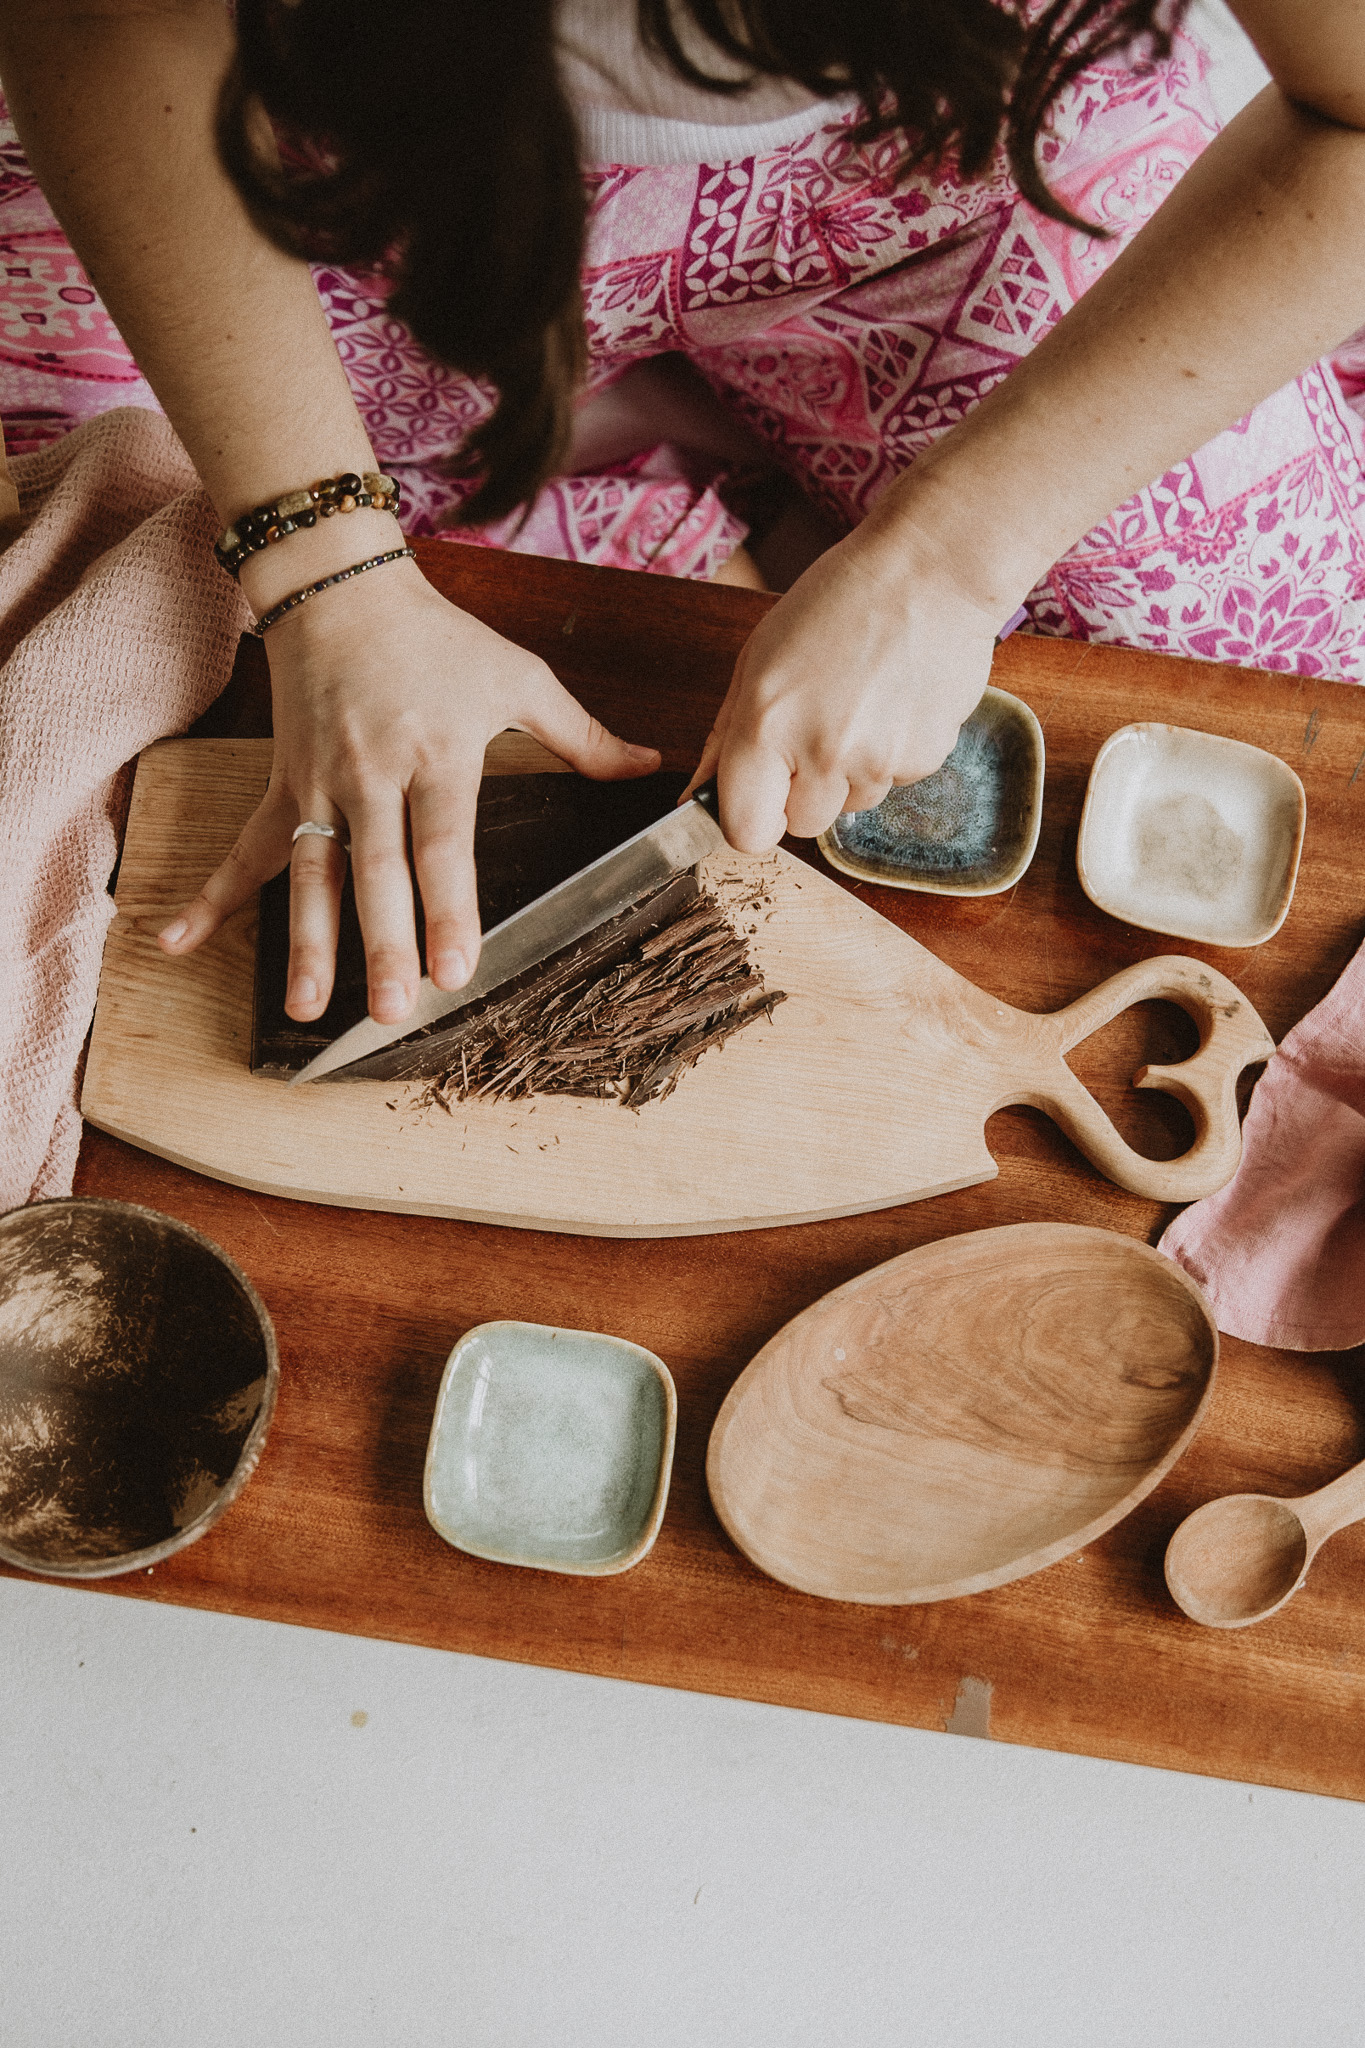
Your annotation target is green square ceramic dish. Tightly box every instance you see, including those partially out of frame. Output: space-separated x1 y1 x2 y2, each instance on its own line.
424 1321 677 1576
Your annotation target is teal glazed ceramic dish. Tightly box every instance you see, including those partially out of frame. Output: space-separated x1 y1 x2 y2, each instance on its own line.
424 1322 677 1576
817 685 1045 896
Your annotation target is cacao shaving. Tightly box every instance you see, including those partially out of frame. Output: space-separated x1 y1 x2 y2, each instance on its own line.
415 872 786 1112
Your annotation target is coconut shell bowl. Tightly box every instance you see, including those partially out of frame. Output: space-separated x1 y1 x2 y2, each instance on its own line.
0 1198 278 1577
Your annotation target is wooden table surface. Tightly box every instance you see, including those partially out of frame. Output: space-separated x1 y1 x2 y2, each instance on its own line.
18 540 1365 1800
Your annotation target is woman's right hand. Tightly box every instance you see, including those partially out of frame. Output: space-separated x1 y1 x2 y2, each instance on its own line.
157 557 661 1026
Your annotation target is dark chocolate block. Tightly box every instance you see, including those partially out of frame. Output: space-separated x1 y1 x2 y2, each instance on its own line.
251 771 689 1073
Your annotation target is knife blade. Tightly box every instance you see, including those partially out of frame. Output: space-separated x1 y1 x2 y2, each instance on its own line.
288 782 726 1084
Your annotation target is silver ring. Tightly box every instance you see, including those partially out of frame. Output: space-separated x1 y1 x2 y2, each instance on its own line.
292 820 350 853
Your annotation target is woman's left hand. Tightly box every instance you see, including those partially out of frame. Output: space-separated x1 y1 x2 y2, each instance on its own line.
683 509 1008 848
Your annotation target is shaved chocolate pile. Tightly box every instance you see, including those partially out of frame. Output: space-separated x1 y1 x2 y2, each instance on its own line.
413 871 786 1111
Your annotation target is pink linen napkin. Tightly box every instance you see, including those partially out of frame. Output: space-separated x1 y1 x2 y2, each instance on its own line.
1 408 248 1209
1160 939 1365 1351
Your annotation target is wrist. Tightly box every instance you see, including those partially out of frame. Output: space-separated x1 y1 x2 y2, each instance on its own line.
237 506 407 614
256 547 433 658
863 456 1054 623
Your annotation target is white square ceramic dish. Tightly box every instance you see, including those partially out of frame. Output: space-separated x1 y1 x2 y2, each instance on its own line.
1076 723 1305 948
817 686 1044 897
424 1321 676 1576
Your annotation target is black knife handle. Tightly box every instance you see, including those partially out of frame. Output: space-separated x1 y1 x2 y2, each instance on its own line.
691 778 720 818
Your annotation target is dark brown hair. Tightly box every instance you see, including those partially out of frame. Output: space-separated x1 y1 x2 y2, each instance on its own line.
220 0 1187 525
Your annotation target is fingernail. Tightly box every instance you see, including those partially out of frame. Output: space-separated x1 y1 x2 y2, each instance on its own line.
372 979 410 1020
627 742 661 761
431 950 469 990
290 976 318 1009
159 918 188 947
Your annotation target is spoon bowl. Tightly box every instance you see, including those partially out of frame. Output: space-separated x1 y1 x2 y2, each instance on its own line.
1164 1492 1310 1627
1165 1448 1365 1629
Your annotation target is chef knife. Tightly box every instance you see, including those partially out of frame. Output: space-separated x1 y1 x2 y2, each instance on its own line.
288 782 726 1084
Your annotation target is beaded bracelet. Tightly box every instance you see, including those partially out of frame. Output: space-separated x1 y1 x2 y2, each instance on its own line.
249 546 416 637
215 470 402 579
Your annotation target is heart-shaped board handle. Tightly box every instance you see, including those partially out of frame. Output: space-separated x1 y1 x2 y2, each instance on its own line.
999 956 1275 1203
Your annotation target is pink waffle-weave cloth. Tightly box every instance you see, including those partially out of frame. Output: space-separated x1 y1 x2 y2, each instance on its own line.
1160 938 1365 1351
0 408 248 1209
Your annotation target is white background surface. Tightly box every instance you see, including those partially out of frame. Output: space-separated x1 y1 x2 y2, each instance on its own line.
6 10 1355 2045
3 1575 1365 2048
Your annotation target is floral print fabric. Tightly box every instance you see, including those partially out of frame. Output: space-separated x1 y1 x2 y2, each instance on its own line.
4 25 1365 678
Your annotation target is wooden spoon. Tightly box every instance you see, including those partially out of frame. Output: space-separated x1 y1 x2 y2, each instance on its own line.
1165 1463 1365 1627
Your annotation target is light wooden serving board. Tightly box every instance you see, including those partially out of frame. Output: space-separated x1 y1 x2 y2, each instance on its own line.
82 738 1273 1237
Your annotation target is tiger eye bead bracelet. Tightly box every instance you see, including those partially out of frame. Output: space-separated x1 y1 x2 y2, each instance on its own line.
214 471 402 579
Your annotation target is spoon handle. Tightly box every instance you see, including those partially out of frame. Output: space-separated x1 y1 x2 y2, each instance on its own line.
1296 1456 1365 1546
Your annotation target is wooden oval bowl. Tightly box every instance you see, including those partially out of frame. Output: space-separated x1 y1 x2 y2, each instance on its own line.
707 1222 1217 1604
0 1198 278 1577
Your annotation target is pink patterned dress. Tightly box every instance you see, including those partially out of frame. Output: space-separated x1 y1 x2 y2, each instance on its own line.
4 24 1365 678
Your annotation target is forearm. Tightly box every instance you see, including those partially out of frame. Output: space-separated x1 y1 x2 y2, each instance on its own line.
874 83 1365 610
0 1 392 603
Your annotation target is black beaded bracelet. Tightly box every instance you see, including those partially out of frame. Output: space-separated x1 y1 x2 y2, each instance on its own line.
216 470 402 579
249 546 417 636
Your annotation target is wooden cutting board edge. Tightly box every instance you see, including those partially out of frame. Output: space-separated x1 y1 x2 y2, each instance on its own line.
68 1108 1000 1237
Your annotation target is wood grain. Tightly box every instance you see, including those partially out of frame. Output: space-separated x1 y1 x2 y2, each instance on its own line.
707 1223 1218 1602
10 540 1365 1800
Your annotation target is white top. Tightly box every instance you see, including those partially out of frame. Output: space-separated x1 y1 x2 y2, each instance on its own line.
556 0 858 163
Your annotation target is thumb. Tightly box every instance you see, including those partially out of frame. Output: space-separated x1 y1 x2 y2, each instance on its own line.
717 731 793 852
518 668 660 783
